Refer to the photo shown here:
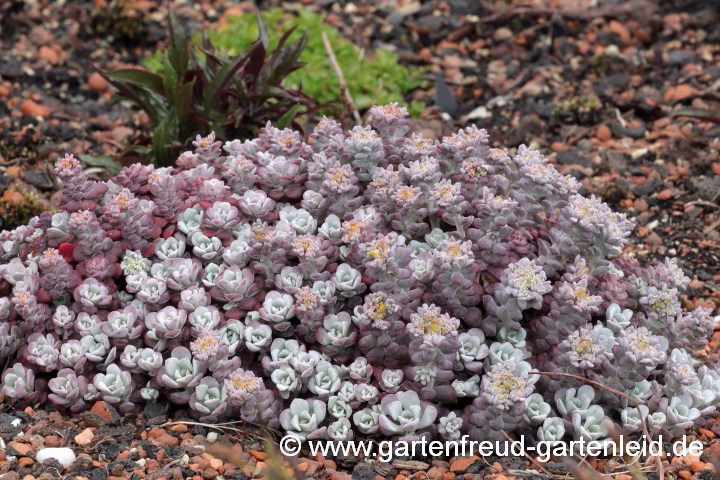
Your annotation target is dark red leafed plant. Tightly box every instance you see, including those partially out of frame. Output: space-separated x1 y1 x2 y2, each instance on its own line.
101 11 321 166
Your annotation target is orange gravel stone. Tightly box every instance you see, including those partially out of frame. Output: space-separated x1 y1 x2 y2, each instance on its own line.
450 456 479 472
664 84 700 103
596 124 611 141
88 72 109 92
656 188 673 200
21 99 51 118
250 450 268 461
608 20 631 44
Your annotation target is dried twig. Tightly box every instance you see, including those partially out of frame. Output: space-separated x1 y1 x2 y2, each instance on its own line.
530 371 639 405
322 31 362 125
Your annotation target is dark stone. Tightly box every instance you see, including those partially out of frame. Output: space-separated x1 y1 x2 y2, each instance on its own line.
556 149 591 168
109 460 137 476
144 400 169 419
335 453 359 468
89 468 109 480
71 456 94 475
505 115 545 146
166 446 184 458
45 123 79 141
191 425 208 436
24 170 54 190
415 15 445 31
610 121 646 139
351 463 376 480
0 413 20 425
447 0 472 14
0 58 23 78
93 439 125 460
633 179 663 196
594 73 629 94
138 440 160 459
38 458 67 474
223 471 249 480
465 459 486 474
667 50 696 66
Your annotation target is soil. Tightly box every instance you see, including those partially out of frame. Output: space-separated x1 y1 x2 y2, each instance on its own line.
1 0 719 478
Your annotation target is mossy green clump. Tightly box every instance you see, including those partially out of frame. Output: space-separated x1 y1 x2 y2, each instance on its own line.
0 187 52 231
553 94 603 124
145 9 428 117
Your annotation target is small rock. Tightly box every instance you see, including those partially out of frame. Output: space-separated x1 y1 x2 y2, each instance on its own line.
667 50 696 66
38 46 59 64
88 73 108 93
646 233 663 246
206 432 218 443
656 188 673 200
20 99 51 118
91 401 121 425
170 424 188 433
24 170 54 190
36 448 76 468
466 105 491 120
75 428 95 446
664 84 700 103
9 441 33 456
249 450 268 461
144 400 169 419
352 464 375 480
19 458 33 467
450 457 479 473
607 20 631 44
633 198 649 212
493 27 513 41
44 436 62 448
111 126 134 143
427 467 443 480
596 124 611 141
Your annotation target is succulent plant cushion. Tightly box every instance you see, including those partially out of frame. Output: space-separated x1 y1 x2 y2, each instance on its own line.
0 104 718 445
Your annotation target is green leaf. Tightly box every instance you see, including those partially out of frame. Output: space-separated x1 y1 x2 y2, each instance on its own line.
203 42 266 111
671 108 720 124
175 79 196 136
276 104 304 129
152 109 179 166
78 155 123 175
162 58 179 99
105 69 165 94
256 10 270 51
168 10 190 74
